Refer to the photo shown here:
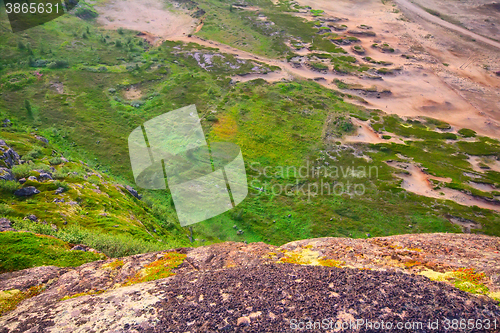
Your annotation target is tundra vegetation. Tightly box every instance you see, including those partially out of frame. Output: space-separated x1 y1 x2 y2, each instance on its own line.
0 0 499 276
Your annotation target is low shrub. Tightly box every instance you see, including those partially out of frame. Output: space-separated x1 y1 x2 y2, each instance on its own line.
0 180 20 193
12 220 178 258
49 157 63 165
458 128 476 138
47 60 69 69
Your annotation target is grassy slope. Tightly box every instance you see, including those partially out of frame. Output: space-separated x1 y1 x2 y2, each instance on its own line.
0 231 105 273
0 130 191 261
0 0 498 269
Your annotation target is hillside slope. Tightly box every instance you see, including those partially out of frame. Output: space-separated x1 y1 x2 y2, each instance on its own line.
0 130 190 267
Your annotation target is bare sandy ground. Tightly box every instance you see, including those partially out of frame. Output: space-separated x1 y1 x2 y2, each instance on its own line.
94 0 500 139
343 118 407 144
394 0 500 49
95 0 196 42
291 0 500 139
387 161 500 211
402 0 500 43
123 86 142 100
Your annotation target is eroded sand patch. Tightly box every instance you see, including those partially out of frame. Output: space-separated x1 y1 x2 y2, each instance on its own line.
123 86 143 100
468 182 498 193
95 0 196 41
468 155 500 173
343 118 406 144
387 161 500 211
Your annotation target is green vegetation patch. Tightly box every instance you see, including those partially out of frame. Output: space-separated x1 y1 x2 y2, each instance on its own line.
0 231 105 273
0 285 45 316
124 252 186 285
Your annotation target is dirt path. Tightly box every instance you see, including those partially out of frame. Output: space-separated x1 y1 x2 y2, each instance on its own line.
394 0 500 50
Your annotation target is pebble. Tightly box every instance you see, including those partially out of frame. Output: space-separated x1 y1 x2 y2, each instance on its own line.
237 316 250 326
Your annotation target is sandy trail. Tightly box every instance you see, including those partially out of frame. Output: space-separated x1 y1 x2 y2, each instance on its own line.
393 0 500 50
289 0 500 139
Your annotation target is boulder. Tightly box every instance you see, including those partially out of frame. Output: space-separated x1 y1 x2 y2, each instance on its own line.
0 167 15 181
125 185 141 199
55 187 66 194
35 135 49 144
0 141 21 168
14 186 40 197
38 172 53 181
25 214 38 222
0 217 14 231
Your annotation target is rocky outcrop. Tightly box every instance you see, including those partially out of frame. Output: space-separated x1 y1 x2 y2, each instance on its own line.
0 140 21 169
0 234 499 332
125 185 141 199
0 218 14 232
0 168 14 181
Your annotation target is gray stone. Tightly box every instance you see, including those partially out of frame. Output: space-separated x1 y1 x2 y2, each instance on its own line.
0 167 15 181
0 143 21 168
14 186 40 197
25 214 38 222
125 185 141 199
27 176 38 182
491 274 500 287
71 245 87 252
38 172 53 181
0 217 14 231
55 187 65 194
35 135 49 144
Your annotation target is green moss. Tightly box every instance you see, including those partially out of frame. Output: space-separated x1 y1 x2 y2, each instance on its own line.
124 252 186 286
0 285 45 316
0 231 105 273
101 259 124 270
60 289 104 301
